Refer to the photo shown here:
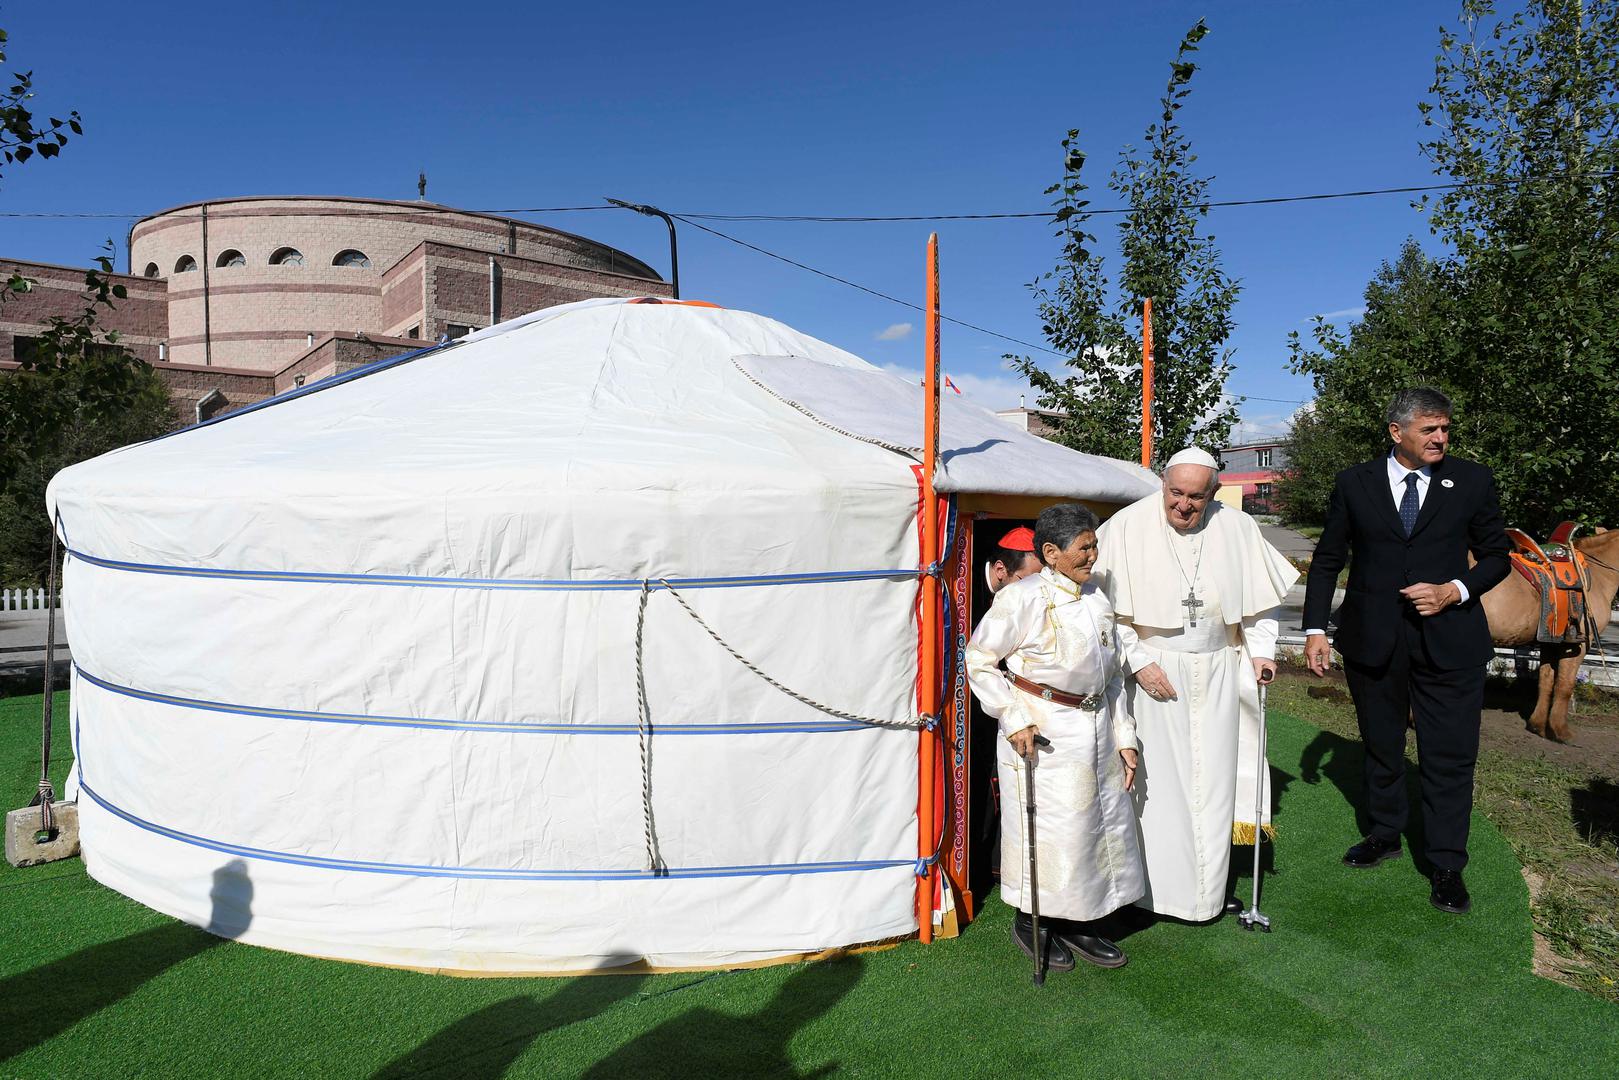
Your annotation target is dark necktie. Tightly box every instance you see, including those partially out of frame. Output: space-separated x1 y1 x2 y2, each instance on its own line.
1399 472 1420 536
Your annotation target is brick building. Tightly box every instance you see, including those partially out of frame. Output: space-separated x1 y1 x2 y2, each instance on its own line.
2 195 671 421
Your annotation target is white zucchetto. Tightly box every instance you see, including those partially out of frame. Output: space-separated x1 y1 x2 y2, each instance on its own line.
1164 447 1220 472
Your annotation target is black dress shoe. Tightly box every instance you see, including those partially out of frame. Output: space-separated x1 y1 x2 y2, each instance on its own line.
1223 896 1243 915
1054 921 1128 969
1343 835 1403 868
1013 912 1076 972
1430 869 1471 914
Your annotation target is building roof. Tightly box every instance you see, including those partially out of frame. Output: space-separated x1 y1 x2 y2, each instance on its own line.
1220 438 1288 451
130 194 663 282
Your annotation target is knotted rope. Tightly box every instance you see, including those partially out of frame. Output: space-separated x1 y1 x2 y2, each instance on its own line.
630 575 932 875
34 513 62 840
634 582 664 875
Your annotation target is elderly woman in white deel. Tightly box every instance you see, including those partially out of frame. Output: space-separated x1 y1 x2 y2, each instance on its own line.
965 503 1145 973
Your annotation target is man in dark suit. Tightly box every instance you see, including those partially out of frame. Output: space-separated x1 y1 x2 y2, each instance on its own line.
1303 387 1511 914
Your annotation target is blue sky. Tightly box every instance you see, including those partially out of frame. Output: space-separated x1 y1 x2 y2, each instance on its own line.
2 1 1462 439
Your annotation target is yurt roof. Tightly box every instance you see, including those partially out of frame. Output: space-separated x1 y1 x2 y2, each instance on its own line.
47 299 1155 564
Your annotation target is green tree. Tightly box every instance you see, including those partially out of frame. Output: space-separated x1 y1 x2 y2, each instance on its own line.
3 24 82 301
1282 0 1619 531
1279 240 1457 524
1013 20 1241 468
0 26 80 172
1416 0 1619 529
0 363 176 582
1 245 160 499
1 26 160 527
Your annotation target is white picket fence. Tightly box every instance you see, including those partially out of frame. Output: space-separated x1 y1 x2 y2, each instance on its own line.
0 586 59 612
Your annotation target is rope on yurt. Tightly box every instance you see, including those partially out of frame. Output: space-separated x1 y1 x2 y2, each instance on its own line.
630 570 932 874
731 361 921 456
32 512 62 842
634 582 665 875
654 578 930 731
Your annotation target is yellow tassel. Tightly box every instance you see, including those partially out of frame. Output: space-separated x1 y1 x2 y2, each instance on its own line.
1231 821 1276 845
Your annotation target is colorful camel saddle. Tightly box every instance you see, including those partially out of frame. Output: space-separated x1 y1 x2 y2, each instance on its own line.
1507 522 1591 643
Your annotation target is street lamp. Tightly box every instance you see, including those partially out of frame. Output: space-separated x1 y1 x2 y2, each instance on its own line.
605 198 680 299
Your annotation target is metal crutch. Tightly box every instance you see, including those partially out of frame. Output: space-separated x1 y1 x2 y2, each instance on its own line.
1026 732 1053 983
1238 680 1273 933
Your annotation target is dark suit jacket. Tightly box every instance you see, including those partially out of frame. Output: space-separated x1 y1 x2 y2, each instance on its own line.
1303 454 1511 670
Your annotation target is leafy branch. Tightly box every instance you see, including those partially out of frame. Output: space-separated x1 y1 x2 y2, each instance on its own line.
0 27 81 176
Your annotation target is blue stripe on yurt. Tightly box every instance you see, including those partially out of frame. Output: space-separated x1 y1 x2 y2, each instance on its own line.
75 664 883 735
66 548 917 592
76 780 911 882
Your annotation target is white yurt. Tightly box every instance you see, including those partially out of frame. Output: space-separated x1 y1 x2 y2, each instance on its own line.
47 297 1156 974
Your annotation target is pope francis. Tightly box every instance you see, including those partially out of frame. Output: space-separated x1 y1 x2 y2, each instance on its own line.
966 503 1146 972
1095 447 1299 923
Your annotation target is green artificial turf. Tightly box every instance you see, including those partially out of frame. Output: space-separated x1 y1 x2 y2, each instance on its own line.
2 690 1615 1079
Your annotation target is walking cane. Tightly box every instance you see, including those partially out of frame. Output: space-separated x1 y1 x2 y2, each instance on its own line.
1238 680 1273 933
1026 732 1053 984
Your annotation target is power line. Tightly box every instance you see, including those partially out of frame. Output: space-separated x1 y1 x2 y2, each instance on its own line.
671 215 1066 358
668 170 1619 223
5 169 1614 222
677 215 1320 408
0 204 619 220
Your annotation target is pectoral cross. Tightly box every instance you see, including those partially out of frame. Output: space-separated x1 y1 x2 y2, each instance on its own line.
1182 588 1205 627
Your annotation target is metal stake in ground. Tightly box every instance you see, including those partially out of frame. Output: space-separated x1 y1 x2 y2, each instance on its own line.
1026 732 1053 984
1238 680 1273 933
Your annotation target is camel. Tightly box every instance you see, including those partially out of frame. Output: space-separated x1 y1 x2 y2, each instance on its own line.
1479 528 1619 742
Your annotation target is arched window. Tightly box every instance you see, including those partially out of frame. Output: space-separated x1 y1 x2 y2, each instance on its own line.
269 247 305 267
216 249 246 268
174 255 198 273
143 262 160 278
332 249 371 268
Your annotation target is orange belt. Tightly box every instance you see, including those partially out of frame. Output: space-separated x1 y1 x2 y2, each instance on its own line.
1007 671 1103 710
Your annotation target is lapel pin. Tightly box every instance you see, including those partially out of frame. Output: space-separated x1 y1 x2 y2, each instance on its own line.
1441 478 1455 488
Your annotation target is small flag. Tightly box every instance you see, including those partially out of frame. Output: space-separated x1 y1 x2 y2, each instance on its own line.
943 375 962 395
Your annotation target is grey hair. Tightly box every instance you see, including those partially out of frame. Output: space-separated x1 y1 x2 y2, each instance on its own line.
1163 461 1220 495
1033 503 1101 565
1386 387 1452 427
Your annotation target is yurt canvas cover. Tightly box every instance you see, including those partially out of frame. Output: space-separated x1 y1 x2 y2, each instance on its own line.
47 298 1155 973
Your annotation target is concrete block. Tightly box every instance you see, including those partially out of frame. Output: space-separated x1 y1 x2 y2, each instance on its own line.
5 802 80 868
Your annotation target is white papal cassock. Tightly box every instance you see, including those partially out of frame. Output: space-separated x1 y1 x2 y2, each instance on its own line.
1096 495 1299 922
965 568 1145 922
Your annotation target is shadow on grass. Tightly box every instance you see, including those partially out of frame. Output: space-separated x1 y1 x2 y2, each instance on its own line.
1484 671 1542 723
1299 726 1436 874
0 859 252 1064
1571 778 1619 854
371 967 650 1080
1224 760 1299 899
578 954 865 1079
0 922 220 1063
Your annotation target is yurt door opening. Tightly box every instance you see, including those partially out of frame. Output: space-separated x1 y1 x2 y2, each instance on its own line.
960 513 1039 921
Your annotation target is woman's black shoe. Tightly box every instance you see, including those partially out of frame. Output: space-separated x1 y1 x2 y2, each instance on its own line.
1013 912 1076 972
1055 921 1128 969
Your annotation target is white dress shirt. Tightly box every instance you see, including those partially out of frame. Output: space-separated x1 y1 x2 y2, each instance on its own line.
1304 451 1468 637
